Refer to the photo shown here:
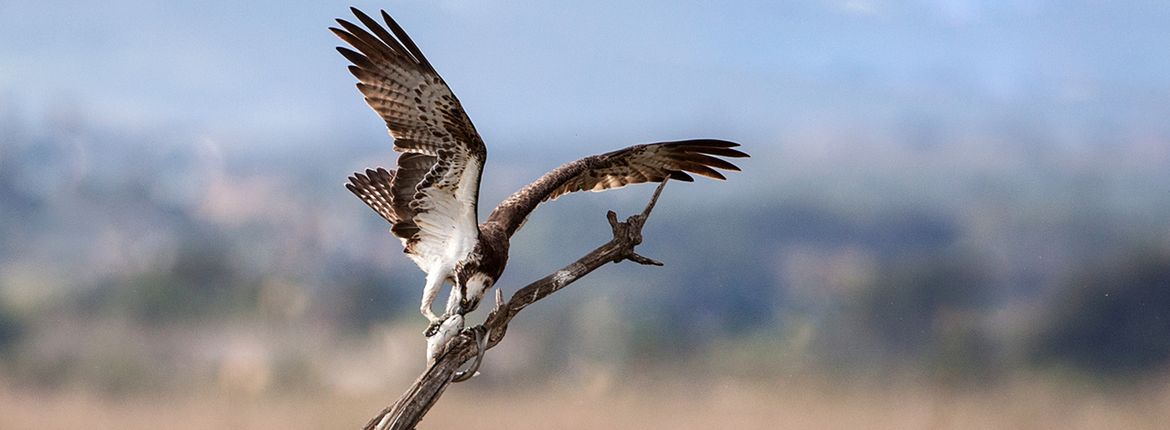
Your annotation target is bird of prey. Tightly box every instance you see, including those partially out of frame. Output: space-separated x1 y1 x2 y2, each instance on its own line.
333 8 747 339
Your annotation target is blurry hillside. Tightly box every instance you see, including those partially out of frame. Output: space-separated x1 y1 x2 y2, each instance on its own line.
2 99 1169 397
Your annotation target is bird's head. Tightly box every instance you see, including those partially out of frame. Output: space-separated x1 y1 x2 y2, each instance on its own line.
456 271 496 314
455 233 508 314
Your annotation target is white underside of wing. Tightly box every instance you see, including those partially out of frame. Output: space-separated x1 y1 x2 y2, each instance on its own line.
402 157 482 276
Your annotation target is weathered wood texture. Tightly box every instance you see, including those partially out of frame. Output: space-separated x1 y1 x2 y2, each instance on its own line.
363 181 669 430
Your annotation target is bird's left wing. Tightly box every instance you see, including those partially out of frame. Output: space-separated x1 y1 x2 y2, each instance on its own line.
486 139 748 237
334 8 486 265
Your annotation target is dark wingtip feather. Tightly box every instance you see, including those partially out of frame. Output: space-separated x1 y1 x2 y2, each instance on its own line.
379 10 396 24
682 164 727 180
668 139 749 158
706 140 740 148
335 46 370 67
691 146 749 158
350 7 405 55
671 139 739 148
346 65 363 78
712 162 741 172
682 153 741 171
668 171 695 182
379 9 433 70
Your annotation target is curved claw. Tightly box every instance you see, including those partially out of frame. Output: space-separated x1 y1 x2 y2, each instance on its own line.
424 321 442 337
451 327 488 383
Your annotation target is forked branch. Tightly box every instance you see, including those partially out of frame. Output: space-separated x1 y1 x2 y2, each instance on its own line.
363 180 670 430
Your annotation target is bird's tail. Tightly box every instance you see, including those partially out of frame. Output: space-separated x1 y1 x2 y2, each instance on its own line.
346 168 400 225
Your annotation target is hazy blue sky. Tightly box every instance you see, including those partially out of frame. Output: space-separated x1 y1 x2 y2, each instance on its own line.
3 1 1169 151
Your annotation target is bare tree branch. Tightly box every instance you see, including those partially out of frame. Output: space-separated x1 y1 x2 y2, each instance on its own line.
363 180 670 430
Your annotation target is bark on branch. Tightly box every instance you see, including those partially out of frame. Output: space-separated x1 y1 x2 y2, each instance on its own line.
362 180 670 430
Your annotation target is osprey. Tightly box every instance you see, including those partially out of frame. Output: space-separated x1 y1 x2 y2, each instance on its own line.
334 8 747 337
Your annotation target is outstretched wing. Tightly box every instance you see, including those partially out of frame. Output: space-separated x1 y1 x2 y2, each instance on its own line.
334 8 486 267
486 139 748 237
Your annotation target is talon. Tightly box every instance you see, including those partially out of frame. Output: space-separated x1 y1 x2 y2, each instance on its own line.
425 310 455 336
424 320 442 337
426 315 465 367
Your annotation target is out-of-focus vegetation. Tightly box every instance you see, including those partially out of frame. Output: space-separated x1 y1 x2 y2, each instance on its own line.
2 104 1168 403
1034 247 1170 376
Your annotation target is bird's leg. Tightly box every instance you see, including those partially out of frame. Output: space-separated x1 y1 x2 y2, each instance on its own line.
423 287 458 338
438 285 461 319
421 272 445 336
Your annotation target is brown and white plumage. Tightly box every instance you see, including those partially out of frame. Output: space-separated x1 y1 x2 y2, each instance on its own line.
335 8 748 346
485 139 747 236
335 9 484 273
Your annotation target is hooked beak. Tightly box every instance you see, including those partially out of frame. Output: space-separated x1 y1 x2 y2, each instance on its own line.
458 297 480 315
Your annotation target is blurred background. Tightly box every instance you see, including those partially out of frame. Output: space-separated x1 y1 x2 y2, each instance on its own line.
3 1 1170 428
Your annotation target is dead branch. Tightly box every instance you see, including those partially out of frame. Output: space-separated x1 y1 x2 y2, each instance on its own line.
363 180 670 430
